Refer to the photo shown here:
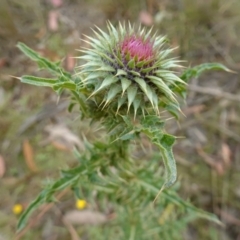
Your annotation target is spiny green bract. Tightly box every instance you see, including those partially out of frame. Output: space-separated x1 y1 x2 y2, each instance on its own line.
77 22 185 118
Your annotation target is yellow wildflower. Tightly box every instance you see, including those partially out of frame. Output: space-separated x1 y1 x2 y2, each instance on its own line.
12 204 23 215
75 199 87 210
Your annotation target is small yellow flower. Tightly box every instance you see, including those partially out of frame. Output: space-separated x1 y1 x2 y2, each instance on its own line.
75 199 87 210
12 204 23 215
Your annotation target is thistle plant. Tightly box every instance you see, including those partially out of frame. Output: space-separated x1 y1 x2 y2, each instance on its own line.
16 22 230 239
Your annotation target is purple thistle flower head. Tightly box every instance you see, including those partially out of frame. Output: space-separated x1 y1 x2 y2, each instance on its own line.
121 36 154 62
79 22 185 117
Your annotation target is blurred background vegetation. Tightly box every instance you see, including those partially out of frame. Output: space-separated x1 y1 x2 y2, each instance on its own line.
0 0 240 239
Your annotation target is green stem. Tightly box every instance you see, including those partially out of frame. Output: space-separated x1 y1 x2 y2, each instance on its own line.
71 90 87 116
117 140 130 159
129 225 136 240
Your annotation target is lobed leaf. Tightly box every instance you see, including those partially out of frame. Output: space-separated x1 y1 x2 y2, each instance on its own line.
157 134 177 188
141 116 176 188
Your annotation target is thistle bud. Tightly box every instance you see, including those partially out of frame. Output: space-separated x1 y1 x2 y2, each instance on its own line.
79 22 184 117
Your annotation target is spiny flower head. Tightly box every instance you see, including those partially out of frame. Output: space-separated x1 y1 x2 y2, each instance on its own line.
78 22 185 117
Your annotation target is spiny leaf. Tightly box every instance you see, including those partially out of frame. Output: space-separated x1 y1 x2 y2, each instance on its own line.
136 60 146 68
106 84 122 101
17 42 41 61
160 72 187 85
140 66 156 73
162 101 180 119
143 26 154 40
97 65 115 72
17 172 79 231
121 78 132 96
84 72 106 82
94 76 118 94
153 36 167 48
127 86 138 111
107 21 119 41
127 59 135 69
53 82 77 91
158 134 177 188
140 117 177 188
134 77 148 94
78 55 99 61
158 48 176 59
117 95 127 114
135 78 158 109
108 123 125 136
95 25 112 42
129 70 141 77
147 76 177 102
21 75 57 87
133 97 141 118
145 85 159 110
119 130 136 141
138 180 222 225
116 69 127 76
84 35 106 49
162 191 222 225
17 194 43 231
17 42 67 76
121 115 132 126
141 115 165 132
180 63 233 83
